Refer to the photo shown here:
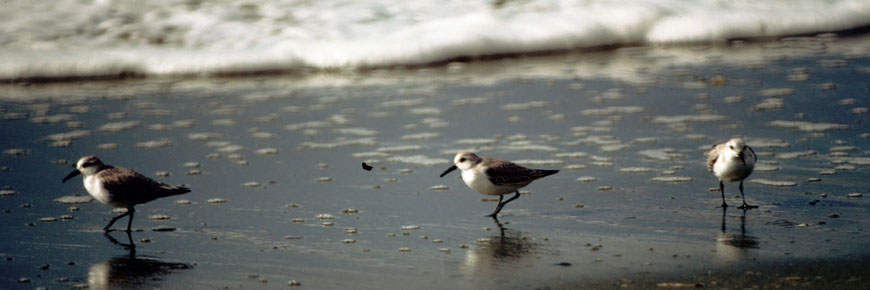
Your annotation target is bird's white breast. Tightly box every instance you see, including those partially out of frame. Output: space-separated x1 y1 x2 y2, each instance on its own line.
461 167 516 195
84 175 115 206
713 153 754 182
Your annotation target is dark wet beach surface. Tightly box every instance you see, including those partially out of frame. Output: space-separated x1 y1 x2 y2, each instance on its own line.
2 36 870 289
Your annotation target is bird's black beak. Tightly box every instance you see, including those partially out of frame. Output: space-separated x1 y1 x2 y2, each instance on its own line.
439 165 457 178
61 170 80 183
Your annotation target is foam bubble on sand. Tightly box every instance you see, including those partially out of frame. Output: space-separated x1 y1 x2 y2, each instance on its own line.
650 114 726 123
769 120 848 131
351 152 390 158
501 101 548 110
750 179 797 187
580 106 646 116
723 96 745 103
601 144 631 152
753 98 785 111
149 214 171 220
148 124 171 131
638 148 686 161
570 136 621 146
299 138 377 149
286 121 332 131
3 112 28 120
217 144 245 153
136 139 174 148
255 148 279 156
172 119 196 128
829 146 857 152
776 150 817 159
3 148 26 156
53 195 94 204
619 167 654 173
386 155 449 166
838 157 870 166
381 98 425 108
334 128 379 136
210 119 236 126
651 176 693 183
421 118 448 128
409 107 442 115
401 132 439 140
754 164 780 172
592 89 626 102
747 138 790 149
242 182 263 188
501 143 559 152
44 130 92 141
450 97 490 106
98 121 142 133
251 131 273 139
555 152 589 159
31 114 75 124
759 88 796 97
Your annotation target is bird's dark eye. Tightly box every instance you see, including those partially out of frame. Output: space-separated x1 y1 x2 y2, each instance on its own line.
729 145 734 150
459 158 466 162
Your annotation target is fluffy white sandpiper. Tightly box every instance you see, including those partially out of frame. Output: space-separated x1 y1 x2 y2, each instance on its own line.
62 155 191 232
440 152 559 217
706 138 757 209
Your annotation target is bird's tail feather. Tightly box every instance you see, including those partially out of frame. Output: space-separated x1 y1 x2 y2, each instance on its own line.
533 169 559 178
159 184 191 197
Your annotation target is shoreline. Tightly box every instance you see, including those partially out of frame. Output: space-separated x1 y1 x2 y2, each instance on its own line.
4 28 869 86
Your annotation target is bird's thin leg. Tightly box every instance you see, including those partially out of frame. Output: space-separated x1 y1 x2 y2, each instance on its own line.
486 195 505 217
737 181 757 209
501 191 521 207
719 181 728 208
105 210 131 232
488 191 521 217
125 207 135 232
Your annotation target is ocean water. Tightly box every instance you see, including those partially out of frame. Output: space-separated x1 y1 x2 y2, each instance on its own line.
1 0 869 80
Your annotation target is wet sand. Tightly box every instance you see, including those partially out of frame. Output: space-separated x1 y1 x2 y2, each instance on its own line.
2 35 870 289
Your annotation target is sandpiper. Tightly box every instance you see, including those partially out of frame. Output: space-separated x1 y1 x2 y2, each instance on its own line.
440 152 559 217
61 156 191 232
706 138 757 209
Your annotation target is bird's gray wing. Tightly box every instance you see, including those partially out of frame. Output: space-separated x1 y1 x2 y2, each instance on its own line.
746 145 757 162
99 167 185 203
705 144 720 172
485 162 539 186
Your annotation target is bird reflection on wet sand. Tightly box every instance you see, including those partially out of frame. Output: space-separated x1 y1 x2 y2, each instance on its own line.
715 208 759 262
89 232 193 290
483 219 535 260
463 218 538 275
